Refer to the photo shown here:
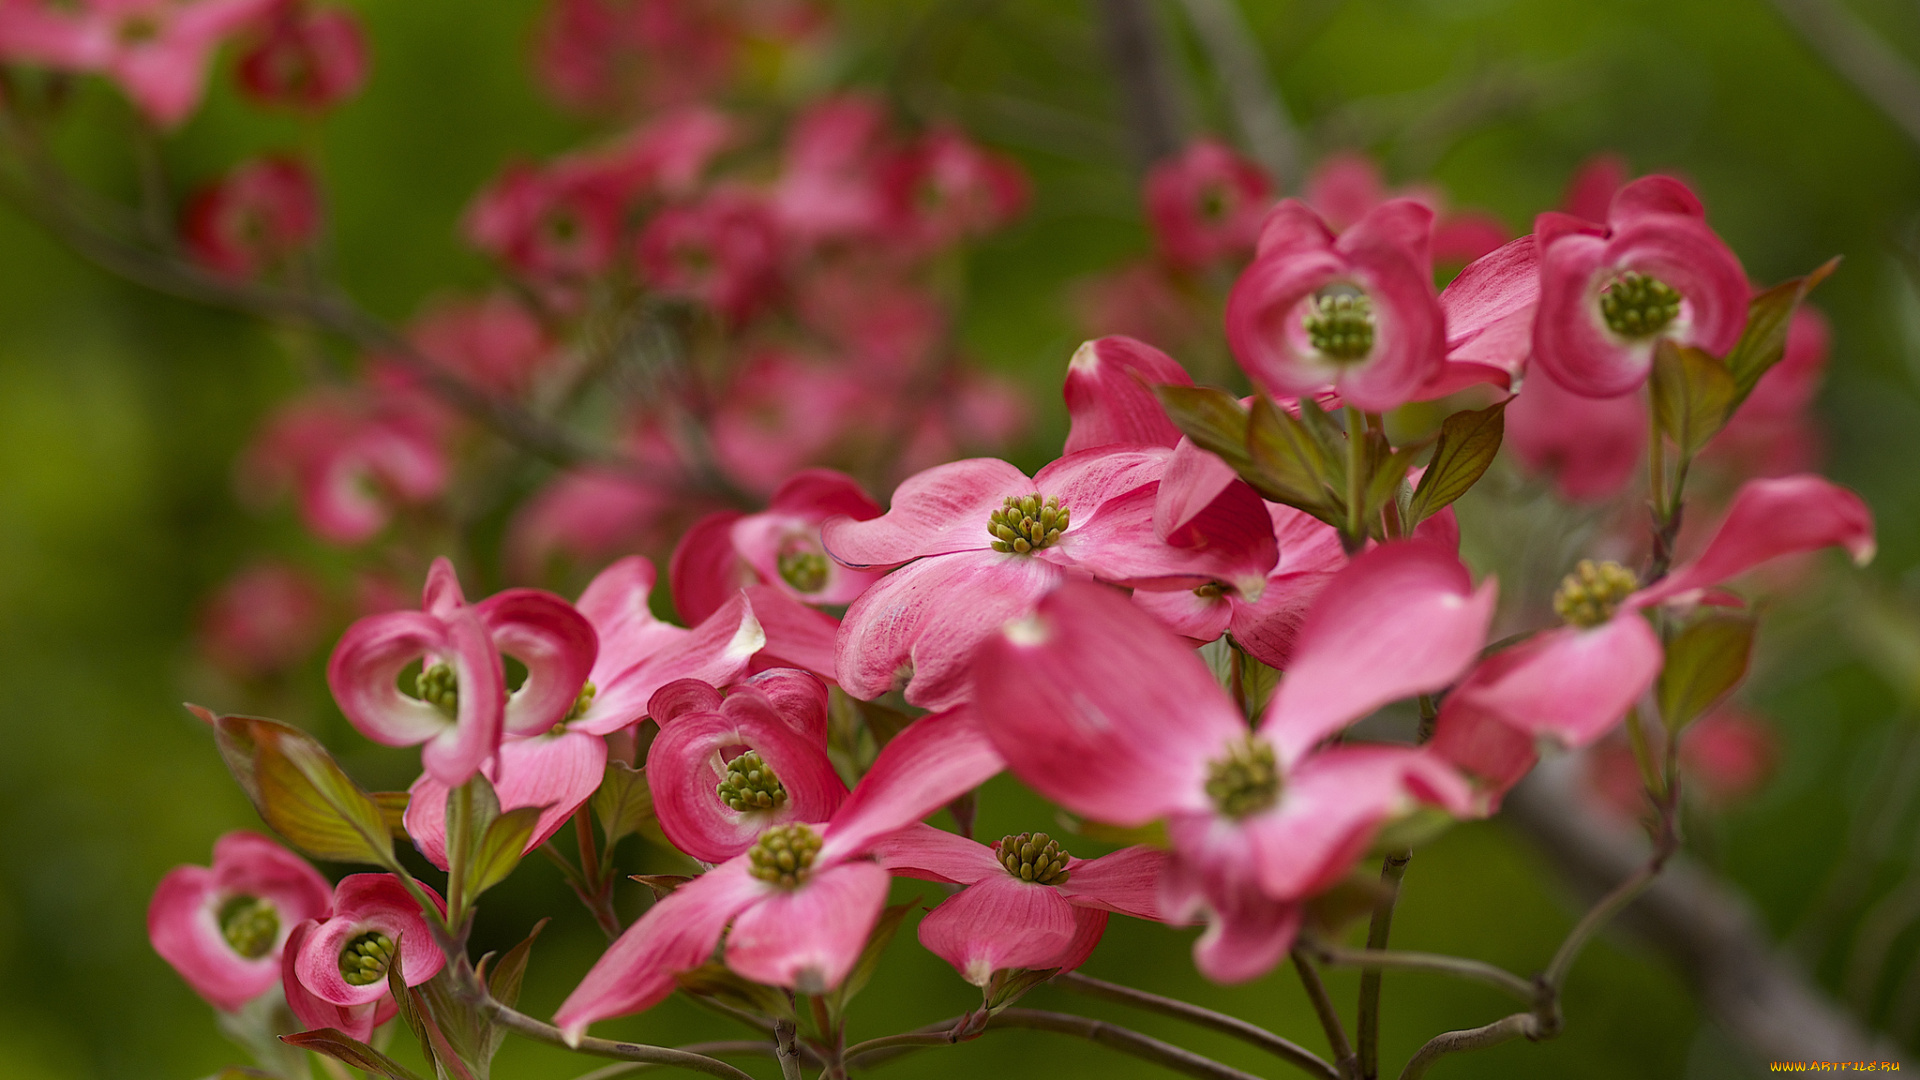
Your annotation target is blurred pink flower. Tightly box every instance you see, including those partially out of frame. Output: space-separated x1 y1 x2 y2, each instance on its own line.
234 1 367 111
198 560 328 677
1144 138 1274 272
148 831 332 1011
405 292 554 399
181 155 320 278
635 187 785 322
670 469 883 624
241 387 447 545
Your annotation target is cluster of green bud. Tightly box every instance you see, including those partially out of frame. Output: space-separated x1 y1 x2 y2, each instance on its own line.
217 895 280 960
1552 559 1639 628
717 751 788 812
996 832 1072 886
988 494 1069 554
1303 291 1375 361
777 545 831 593
566 681 598 722
1205 735 1281 818
747 823 822 889
1599 271 1682 339
338 930 396 986
415 662 459 716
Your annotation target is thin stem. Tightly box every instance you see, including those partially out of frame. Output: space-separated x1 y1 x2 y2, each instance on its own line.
566 1044 785 1080
841 1030 961 1059
1543 835 1678 991
1394 1013 1539 1080
1302 944 1537 1005
773 1019 804 1080
482 999 760 1080
1357 851 1411 1080
1291 948 1357 1080
1344 406 1367 551
1054 971 1338 1079
987 1009 1268 1080
1095 0 1188 169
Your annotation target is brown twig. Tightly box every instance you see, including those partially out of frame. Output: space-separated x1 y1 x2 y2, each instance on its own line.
1171 0 1302 180
1054 971 1339 1078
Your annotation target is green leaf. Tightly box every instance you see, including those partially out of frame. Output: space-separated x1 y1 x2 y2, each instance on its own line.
1406 401 1506 525
279 1030 425 1080
590 760 661 848
1649 340 1737 456
827 899 917 1018
1245 395 1341 522
1154 384 1255 470
986 967 1057 1012
1657 613 1756 732
463 804 545 900
1361 435 1421 528
386 942 439 1075
484 918 547 1012
208 710 394 866
371 791 412 839
675 964 795 1020
1725 257 1839 405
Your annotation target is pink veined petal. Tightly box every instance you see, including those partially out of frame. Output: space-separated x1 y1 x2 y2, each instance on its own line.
555 861 765 1040
421 556 467 619
1228 561 1341 671
918 875 1080 986
1159 838 1302 984
668 511 754 625
406 730 609 868
326 611 467 746
1062 335 1192 454
422 609 510 785
1454 618 1663 748
1058 483 1277 596
1056 846 1168 921
742 583 841 680
972 582 1242 826
648 679 726 725
822 706 1005 861
210 831 335 923
737 668 831 745
725 861 891 992
1438 234 1538 382
1631 474 1875 607
297 875 445 1007
869 822 1004 884
1430 698 1538 811
573 591 765 736
1033 446 1170 519
1045 907 1113 974
577 557 677 675
1132 586 1234 645
1262 542 1497 760
647 695 847 863
282 920 388 1042
821 458 1031 570
832 550 1060 709
1153 439 1240 541
475 589 598 737
767 467 885 522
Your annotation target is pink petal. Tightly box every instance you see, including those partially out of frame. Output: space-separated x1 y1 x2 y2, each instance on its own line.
725 861 890 992
475 589 598 737
1505 365 1647 502
1226 241 1347 400
737 668 832 744
918 875 1080 985
972 582 1241 826
1057 846 1168 921
1262 542 1497 760
1439 234 1538 378
326 607 506 787
1329 200 1446 413
1032 446 1170 518
421 556 467 619
822 706 1005 860
1453 619 1663 748
1609 175 1705 221
668 511 754 625
296 875 445 1007
1059 484 1277 596
648 679 725 724
406 730 608 868
832 550 1060 709
1160 840 1301 984
1132 587 1233 645
1048 907 1113 974
148 866 272 1011
1228 558 1342 671
767 467 885 521
1062 335 1192 454
1430 699 1538 810
870 822 1003 884
1531 230 1639 398
282 920 388 1042
1152 439 1240 540
1608 212 1748 359
732 512 881 608
821 458 1030 570
1632 474 1875 607
1253 198 1338 259
742 583 841 680
647 694 847 863
1562 154 1627 223
555 861 765 1039
574 591 765 736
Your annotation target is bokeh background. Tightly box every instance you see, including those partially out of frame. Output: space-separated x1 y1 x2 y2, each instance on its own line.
4 0 1920 1077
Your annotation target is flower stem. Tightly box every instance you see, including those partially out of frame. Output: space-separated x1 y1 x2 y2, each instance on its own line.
1290 949 1357 1079
1054 971 1338 1078
1394 1012 1541 1080
1345 406 1367 549
1302 943 1537 1004
772 1019 804 1080
564 1044 787 1080
479 995 760 1080
987 1009 1269 1080
1357 850 1412 1080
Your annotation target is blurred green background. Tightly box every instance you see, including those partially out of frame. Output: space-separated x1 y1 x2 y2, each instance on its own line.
3 0 1919 1076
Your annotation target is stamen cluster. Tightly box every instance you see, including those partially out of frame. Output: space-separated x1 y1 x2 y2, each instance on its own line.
717 751 788 812
566 681 597 722
777 545 831 592
1598 270 1681 339
415 661 459 716
337 930 396 986
1552 559 1639 628
1303 292 1375 361
216 894 279 959
996 831 1071 885
747 823 821 889
1205 735 1281 818
988 494 1069 554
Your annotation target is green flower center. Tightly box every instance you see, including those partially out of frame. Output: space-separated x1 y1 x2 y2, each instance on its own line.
216 894 280 960
776 542 830 593
988 494 1069 554
1303 291 1375 362
415 661 459 717
117 15 161 45
747 823 822 889
1205 736 1281 818
566 681 597 722
338 930 396 986
996 831 1071 886
1598 271 1681 339
1552 559 1639 628
717 750 788 812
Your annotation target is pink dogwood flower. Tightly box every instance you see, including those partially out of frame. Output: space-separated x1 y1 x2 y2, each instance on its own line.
403 725 608 869
0 0 278 127
405 292 554 399
669 469 884 625
148 831 332 1011
197 560 329 678
973 546 1493 981
880 128 1028 252
1531 175 1748 398
1302 151 1508 266
645 670 845 863
635 187 785 322
328 557 596 785
1226 198 1446 412
1144 139 1273 272
181 155 320 278
552 707 1004 1039
1434 474 1874 797
283 875 446 1041
234 1 367 111
772 93 893 245
823 447 1277 710
875 823 1166 986
241 388 448 544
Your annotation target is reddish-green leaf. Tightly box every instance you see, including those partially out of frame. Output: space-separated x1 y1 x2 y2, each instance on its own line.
1245 395 1341 522
209 710 393 866
486 918 549 1013
280 1030 424 1080
590 760 660 847
371 791 412 840
828 899 918 1017
1406 401 1506 525
1726 257 1839 404
1657 613 1756 732
1650 340 1736 456
1154 384 1255 469
676 963 795 1020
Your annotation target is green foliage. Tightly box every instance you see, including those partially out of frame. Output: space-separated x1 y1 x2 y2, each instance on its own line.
1657 613 1757 734
208 708 395 866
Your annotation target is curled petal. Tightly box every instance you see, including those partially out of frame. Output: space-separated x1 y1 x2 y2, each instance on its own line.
148 832 331 1011
282 920 391 1042
742 584 841 681
1610 175 1705 221
821 458 1030 570
918 875 1079 986
649 679 725 725
1262 543 1496 760
475 589 598 737
973 582 1241 826
823 706 1004 861
1430 699 1538 810
732 513 881 608
1062 336 1192 454
768 467 885 521
1132 586 1233 645
1453 619 1663 748
1153 439 1241 541
326 608 506 786
725 862 890 992
1160 833 1301 984
647 695 847 863
668 511 753 626
1436 234 1538 389
736 668 831 744
295 875 445 1007
1631 475 1875 607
